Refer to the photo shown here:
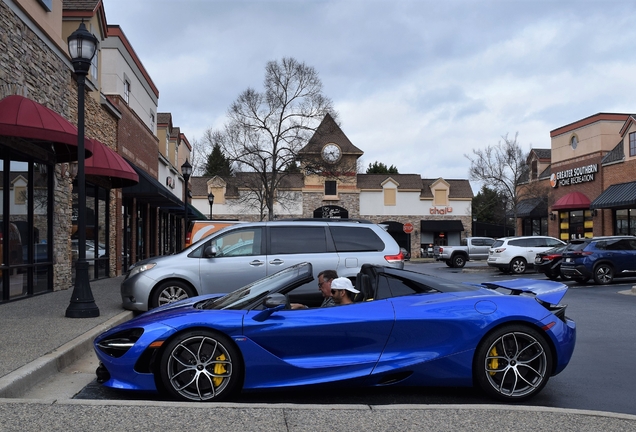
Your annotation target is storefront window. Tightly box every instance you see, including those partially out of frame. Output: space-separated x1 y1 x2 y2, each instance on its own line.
1 150 53 302
559 210 594 241
616 209 636 235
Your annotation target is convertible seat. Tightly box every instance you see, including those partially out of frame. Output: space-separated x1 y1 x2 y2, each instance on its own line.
354 273 374 301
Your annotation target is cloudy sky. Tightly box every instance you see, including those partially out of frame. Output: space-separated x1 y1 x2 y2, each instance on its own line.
103 0 636 188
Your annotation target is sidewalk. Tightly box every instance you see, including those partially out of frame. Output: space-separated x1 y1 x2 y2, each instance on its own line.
0 276 132 398
1 275 636 431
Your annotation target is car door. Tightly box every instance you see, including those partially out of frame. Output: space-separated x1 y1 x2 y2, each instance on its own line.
265 225 339 293
198 227 267 294
241 300 395 388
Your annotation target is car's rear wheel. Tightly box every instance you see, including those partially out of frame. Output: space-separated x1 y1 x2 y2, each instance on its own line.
159 330 241 401
452 255 467 268
474 325 552 401
545 271 559 281
509 258 527 274
150 280 195 309
594 264 614 285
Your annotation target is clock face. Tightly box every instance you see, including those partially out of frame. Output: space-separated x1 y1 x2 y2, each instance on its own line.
322 143 341 163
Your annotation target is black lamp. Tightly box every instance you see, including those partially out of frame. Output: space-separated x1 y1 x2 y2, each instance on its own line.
181 159 192 249
66 22 99 318
208 192 215 218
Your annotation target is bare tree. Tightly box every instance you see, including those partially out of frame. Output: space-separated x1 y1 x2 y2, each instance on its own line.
465 133 530 228
212 57 335 220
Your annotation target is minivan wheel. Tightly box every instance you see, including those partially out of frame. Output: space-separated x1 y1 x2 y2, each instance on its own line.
510 258 527 274
150 280 196 309
593 264 614 285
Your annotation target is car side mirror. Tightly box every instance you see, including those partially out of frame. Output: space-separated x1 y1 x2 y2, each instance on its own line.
203 245 218 258
252 293 288 322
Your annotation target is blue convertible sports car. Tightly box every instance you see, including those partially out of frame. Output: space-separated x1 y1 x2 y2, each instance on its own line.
94 262 576 402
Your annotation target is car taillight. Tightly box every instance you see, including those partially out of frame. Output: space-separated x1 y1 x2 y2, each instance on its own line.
494 248 506 253
438 247 443 253
545 254 561 260
385 251 404 263
570 251 593 256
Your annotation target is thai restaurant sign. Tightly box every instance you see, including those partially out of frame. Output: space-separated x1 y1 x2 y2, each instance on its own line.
550 163 598 188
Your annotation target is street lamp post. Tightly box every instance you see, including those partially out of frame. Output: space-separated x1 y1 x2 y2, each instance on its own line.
208 192 215 219
181 159 192 249
66 22 99 318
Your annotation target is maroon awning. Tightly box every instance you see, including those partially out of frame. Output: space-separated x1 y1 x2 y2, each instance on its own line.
0 95 92 162
85 139 139 188
552 192 591 210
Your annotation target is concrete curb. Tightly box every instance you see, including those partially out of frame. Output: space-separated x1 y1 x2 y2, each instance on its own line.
0 311 133 399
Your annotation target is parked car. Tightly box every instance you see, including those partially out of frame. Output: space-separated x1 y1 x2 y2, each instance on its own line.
487 236 565 274
560 236 636 284
535 244 572 281
435 237 494 268
121 219 404 311
97 262 576 402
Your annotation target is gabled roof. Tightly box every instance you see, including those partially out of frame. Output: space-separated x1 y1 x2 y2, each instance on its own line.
601 140 625 166
299 114 363 156
357 174 423 190
421 178 474 199
530 148 551 160
191 174 305 197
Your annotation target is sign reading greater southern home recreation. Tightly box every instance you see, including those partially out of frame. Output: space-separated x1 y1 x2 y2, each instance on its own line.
550 163 598 188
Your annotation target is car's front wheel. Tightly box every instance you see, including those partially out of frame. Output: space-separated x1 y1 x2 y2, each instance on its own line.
474 325 552 401
509 257 527 274
158 330 241 401
150 280 195 309
594 263 614 285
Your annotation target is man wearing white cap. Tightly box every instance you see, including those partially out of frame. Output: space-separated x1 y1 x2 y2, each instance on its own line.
329 277 360 305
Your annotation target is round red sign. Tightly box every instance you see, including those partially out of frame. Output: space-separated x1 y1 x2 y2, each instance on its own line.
403 223 414 234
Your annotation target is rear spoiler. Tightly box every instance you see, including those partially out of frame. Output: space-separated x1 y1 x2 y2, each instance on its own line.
481 279 568 305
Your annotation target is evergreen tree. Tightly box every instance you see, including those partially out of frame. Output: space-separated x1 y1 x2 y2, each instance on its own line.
366 161 399 174
204 142 233 177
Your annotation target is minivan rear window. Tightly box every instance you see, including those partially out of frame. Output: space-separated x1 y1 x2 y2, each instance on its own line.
330 226 384 252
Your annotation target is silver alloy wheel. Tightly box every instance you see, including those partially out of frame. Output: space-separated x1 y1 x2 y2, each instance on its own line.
594 264 613 284
158 285 190 306
482 331 548 399
510 258 527 274
166 335 233 401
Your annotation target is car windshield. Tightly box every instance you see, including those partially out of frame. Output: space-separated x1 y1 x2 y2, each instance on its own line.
200 263 308 311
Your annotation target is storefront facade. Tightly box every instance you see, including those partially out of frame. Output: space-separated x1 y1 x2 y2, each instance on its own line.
548 113 635 240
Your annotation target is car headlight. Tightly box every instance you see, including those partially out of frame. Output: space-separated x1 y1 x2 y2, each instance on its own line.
128 262 157 278
96 328 144 358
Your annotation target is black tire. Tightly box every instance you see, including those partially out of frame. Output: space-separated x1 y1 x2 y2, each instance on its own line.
593 263 614 285
150 280 196 309
545 272 559 281
452 255 467 268
158 330 241 401
509 257 527 274
474 325 553 401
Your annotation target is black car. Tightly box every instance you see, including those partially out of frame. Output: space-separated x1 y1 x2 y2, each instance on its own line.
535 244 572 281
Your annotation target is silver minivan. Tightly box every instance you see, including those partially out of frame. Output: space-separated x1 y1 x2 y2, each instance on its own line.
121 220 404 311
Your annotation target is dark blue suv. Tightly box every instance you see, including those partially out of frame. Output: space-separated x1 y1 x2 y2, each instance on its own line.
560 236 636 284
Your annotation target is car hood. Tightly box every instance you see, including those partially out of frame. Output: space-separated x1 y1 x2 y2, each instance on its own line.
480 279 568 305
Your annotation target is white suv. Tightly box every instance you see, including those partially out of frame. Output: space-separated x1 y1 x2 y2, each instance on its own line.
487 236 565 274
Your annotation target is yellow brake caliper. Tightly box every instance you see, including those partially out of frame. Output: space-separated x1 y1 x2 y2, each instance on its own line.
488 347 499 376
213 354 227 387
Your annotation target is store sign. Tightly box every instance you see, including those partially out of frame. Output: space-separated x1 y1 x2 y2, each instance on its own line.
550 163 598 188
430 206 453 215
